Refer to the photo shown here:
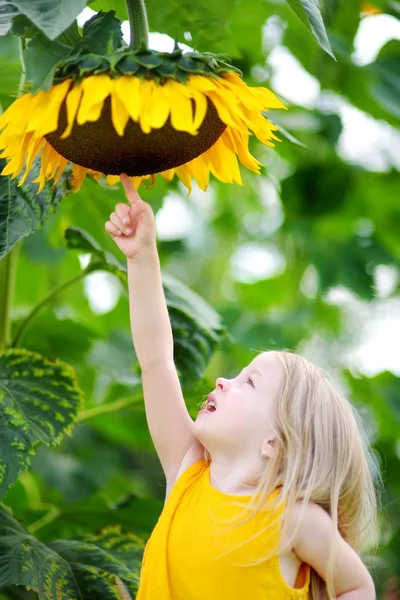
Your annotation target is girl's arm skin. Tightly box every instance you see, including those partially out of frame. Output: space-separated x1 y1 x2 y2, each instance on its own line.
289 502 376 599
105 174 197 484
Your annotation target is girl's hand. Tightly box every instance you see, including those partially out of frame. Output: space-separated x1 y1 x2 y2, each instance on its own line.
105 173 157 260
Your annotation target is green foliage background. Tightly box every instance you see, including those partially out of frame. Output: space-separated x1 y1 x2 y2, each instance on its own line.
0 0 399 598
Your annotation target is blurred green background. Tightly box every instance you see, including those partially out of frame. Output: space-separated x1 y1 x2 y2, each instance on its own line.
0 0 399 598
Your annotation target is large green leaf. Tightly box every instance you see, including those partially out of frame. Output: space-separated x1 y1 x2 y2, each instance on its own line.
0 34 20 109
0 348 83 498
0 1 18 36
369 40 400 120
79 10 124 54
285 0 335 59
10 0 87 40
0 159 72 260
345 371 400 443
64 226 227 384
0 504 143 599
24 32 74 90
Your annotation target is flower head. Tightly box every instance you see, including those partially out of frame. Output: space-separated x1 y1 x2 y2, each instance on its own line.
0 46 287 194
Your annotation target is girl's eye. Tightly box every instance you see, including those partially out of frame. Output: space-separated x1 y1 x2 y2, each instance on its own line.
247 377 254 387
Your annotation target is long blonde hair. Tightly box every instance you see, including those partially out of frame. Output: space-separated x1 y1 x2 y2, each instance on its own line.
203 350 381 600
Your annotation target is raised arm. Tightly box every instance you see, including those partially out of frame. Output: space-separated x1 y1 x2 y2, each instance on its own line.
105 174 198 483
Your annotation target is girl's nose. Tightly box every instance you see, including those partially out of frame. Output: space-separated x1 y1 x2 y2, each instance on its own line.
216 377 229 391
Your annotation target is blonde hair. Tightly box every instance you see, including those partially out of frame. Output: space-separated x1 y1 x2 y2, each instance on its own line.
202 349 381 600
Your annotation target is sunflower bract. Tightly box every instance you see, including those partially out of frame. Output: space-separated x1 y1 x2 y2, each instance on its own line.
0 72 287 194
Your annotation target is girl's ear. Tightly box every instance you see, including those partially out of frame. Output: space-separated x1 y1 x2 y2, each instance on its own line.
261 438 276 459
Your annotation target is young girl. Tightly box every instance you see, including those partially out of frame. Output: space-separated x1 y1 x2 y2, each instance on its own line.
105 174 379 600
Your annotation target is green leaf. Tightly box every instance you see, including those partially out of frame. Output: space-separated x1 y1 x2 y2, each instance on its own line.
0 505 143 599
11 0 87 41
64 226 226 384
0 0 18 37
0 158 73 260
0 34 20 108
24 32 73 90
79 10 124 55
9 13 38 39
0 348 84 499
369 40 400 120
285 0 335 59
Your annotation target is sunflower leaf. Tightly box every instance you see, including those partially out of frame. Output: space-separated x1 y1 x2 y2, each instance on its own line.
0 0 19 37
285 0 335 60
0 506 143 598
134 53 162 69
0 158 72 260
79 10 124 55
24 32 74 91
10 0 87 41
0 348 84 499
116 54 140 75
64 226 226 385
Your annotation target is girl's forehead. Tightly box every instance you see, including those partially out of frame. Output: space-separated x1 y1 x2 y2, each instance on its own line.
249 351 278 374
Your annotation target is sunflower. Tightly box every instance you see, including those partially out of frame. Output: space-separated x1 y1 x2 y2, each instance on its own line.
0 4 287 195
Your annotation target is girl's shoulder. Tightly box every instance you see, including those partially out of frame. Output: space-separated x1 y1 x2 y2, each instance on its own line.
164 440 205 503
282 500 332 549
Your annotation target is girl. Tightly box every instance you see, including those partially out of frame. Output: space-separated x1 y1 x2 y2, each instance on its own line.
105 174 379 600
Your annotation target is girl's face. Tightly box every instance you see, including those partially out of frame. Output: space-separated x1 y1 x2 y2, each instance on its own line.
194 351 284 456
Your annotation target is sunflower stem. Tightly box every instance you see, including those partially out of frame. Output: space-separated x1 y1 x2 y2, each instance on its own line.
0 38 26 353
125 0 149 51
0 241 21 352
11 269 90 348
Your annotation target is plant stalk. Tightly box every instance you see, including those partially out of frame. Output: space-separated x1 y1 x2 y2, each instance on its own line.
76 393 143 423
125 0 149 51
0 240 21 352
0 37 26 352
11 269 89 348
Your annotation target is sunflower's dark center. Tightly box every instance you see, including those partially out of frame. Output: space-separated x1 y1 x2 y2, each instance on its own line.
45 93 227 176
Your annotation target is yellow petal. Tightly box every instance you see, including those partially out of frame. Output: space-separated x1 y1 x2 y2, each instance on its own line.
0 93 32 132
2 132 34 179
206 137 238 183
206 90 243 129
218 134 242 185
249 87 287 110
147 84 170 130
175 165 192 194
52 155 68 187
114 76 141 121
159 168 176 183
188 75 218 93
45 144 62 179
186 85 208 131
163 80 195 133
130 176 144 189
60 83 83 139
27 90 51 133
77 75 111 125
242 107 281 144
35 79 71 137
31 142 52 194
0 133 22 156
111 81 129 136
228 128 261 173
138 79 154 134
87 169 103 181
106 175 120 186
71 163 88 192
185 155 210 191
18 136 46 186
220 71 281 112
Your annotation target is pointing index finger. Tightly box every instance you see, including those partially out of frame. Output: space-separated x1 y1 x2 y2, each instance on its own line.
120 173 141 205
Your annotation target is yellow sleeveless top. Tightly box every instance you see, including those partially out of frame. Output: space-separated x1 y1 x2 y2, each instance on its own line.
136 458 310 599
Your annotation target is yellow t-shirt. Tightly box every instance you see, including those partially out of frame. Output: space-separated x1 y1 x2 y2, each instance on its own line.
136 458 310 599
